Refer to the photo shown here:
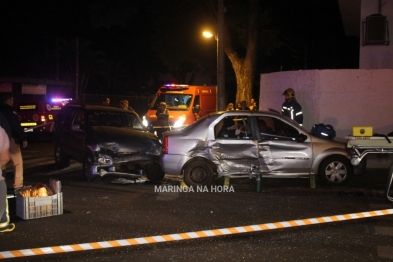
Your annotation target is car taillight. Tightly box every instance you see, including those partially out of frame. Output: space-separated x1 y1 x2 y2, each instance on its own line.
163 136 168 154
40 115 46 122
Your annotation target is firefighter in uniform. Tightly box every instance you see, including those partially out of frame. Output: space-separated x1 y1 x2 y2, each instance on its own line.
281 88 303 126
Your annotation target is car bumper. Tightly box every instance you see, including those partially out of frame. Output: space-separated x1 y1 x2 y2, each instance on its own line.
160 154 189 176
86 156 160 181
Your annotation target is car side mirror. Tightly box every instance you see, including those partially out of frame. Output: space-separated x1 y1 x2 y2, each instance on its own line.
295 133 307 143
192 105 200 114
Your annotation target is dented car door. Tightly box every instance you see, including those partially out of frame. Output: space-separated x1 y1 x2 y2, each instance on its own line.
210 115 259 176
256 116 312 175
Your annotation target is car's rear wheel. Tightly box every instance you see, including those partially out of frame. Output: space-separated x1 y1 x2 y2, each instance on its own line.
54 143 70 168
184 160 214 187
319 156 351 185
145 162 165 182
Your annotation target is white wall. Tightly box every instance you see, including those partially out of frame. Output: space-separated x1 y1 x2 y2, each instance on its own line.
360 0 393 69
259 69 393 138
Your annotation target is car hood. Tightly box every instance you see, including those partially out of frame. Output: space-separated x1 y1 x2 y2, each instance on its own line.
91 126 161 153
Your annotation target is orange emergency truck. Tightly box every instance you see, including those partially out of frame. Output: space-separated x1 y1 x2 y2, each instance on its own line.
144 84 217 132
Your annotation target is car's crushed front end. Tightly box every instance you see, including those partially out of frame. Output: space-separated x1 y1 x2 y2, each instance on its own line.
84 126 163 182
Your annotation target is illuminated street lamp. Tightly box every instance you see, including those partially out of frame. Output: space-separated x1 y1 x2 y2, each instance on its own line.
202 0 225 111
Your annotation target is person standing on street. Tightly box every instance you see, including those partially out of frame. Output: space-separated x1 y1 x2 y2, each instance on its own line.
249 98 257 110
102 97 110 106
226 103 234 111
0 125 14 232
155 102 170 139
281 88 303 126
0 94 28 190
240 100 250 110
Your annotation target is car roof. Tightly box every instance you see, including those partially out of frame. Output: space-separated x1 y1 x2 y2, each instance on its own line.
64 103 136 114
209 109 282 118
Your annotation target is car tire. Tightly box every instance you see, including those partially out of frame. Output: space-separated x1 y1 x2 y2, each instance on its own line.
54 143 70 168
82 154 94 182
319 156 351 185
184 160 214 187
145 162 165 182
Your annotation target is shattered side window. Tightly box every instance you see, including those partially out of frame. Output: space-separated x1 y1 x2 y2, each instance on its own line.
266 117 300 140
215 115 252 139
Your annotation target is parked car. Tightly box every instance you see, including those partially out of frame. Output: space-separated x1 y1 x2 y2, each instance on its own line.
53 103 164 182
161 110 366 187
15 98 72 135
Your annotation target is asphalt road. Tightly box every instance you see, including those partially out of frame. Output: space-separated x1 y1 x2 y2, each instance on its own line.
2 139 393 261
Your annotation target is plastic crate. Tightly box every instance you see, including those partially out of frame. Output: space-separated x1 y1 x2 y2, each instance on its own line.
16 193 63 220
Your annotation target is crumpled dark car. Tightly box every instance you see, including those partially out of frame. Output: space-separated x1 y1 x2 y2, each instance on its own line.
53 103 164 182
160 110 366 187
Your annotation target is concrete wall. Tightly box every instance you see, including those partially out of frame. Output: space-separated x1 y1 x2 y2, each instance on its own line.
259 69 393 138
360 0 393 69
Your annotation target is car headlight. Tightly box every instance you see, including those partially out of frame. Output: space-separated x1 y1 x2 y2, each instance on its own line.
173 115 186 128
146 147 162 156
97 154 113 165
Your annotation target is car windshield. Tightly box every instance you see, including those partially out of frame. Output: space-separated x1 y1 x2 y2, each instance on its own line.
87 111 144 130
149 94 192 111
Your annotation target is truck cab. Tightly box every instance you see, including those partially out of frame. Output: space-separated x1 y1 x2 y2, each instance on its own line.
144 84 217 133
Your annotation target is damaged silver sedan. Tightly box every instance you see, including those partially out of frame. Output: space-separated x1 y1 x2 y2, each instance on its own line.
161 110 364 186
54 104 164 182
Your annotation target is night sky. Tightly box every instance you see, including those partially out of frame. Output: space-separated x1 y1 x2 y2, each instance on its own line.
0 0 358 98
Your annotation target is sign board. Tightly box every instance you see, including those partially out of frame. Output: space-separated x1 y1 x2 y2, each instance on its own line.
22 84 47 95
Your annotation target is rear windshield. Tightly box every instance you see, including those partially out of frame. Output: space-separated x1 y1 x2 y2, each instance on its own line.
85 111 144 130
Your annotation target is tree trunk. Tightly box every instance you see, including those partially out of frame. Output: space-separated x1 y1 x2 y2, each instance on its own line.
232 61 254 105
224 0 259 106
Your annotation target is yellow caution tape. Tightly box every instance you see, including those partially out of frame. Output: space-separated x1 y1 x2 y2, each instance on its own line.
0 208 392 259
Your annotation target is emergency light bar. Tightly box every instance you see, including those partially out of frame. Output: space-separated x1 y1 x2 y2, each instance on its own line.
161 84 189 92
51 98 73 102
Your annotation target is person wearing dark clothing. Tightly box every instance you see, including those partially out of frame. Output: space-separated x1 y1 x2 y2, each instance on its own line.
0 94 28 189
0 113 11 139
281 88 303 126
155 102 170 139
239 100 250 110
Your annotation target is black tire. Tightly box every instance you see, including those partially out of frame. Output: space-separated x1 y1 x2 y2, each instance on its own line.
319 156 351 185
82 154 94 182
145 162 165 182
184 160 214 187
54 143 70 168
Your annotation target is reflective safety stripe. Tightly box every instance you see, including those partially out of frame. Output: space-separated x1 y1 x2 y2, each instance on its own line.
295 112 302 116
0 208 392 259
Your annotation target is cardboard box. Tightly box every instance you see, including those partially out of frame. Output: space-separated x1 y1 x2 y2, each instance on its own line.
352 126 373 137
16 193 63 220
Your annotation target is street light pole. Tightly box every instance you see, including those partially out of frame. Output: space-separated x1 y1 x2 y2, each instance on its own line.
217 0 225 111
